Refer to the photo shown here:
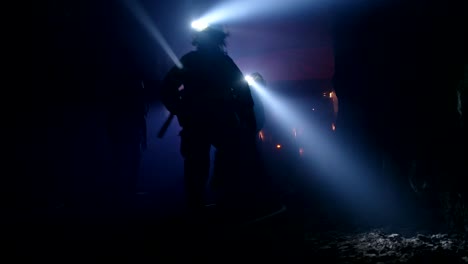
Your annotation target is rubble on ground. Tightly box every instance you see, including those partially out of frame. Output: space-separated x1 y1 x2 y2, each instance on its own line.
305 229 468 263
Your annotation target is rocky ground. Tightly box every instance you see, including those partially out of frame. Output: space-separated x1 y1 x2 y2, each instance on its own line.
304 228 468 263
19 205 468 263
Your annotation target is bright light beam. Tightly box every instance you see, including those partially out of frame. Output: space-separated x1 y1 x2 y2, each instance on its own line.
122 0 183 69
199 0 324 25
250 81 406 222
191 20 210 31
245 75 255 85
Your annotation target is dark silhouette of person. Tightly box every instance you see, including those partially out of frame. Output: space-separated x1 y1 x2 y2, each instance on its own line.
212 72 266 197
160 25 258 218
211 72 286 222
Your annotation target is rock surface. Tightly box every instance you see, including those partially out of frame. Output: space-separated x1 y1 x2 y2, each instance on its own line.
305 229 468 263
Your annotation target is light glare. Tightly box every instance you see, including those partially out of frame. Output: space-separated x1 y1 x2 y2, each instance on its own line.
191 20 209 31
245 75 255 85
299 148 304 155
122 0 183 69
248 80 406 222
198 0 324 25
259 130 265 141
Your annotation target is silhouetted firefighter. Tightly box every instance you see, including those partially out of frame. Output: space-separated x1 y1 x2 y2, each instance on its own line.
160 24 284 223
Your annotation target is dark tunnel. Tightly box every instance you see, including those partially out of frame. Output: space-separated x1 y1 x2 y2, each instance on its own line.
20 0 468 262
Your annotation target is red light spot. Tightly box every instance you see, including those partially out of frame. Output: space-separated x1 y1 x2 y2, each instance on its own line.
259 130 265 141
